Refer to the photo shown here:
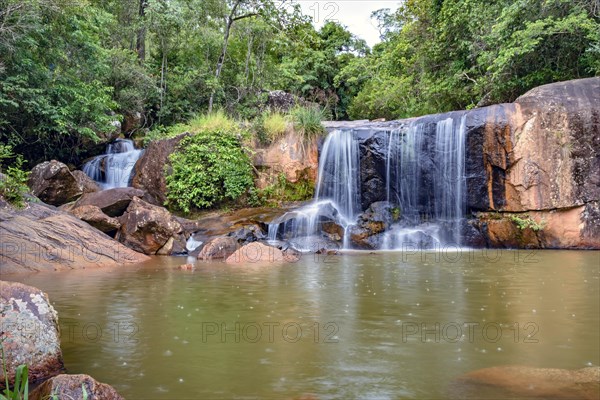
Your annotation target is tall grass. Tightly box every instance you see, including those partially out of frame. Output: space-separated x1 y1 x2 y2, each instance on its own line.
262 111 289 142
145 110 239 144
291 106 327 139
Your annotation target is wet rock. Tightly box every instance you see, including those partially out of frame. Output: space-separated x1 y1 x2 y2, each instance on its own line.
449 366 600 400
28 160 82 206
29 374 124 400
0 281 64 387
0 202 149 274
178 263 195 271
74 187 146 217
117 197 186 255
132 133 187 205
225 242 288 264
228 223 266 243
197 236 238 260
72 170 101 194
70 205 121 234
349 201 393 249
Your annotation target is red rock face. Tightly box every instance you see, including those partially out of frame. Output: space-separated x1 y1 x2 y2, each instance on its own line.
0 281 64 388
29 374 124 400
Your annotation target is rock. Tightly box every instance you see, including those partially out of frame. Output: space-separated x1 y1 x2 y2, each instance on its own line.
0 281 64 387
72 170 101 194
253 132 319 188
116 197 186 255
449 366 600 400
178 263 195 271
74 187 146 217
197 236 238 260
70 205 121 234
0 201 149 274
225 242 286 264
122 111 143 133
132 133 187 205
29 374 124 400
28 160 83 206
266 90 304 112
349 201 393 249
228 223 266 243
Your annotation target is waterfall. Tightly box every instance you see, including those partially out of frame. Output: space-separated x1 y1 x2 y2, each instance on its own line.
382 115 467 248
83 139 143 189
267 129 361 248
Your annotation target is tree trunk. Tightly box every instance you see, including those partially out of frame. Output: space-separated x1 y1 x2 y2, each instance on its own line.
208 17 233 113
136 0 147 61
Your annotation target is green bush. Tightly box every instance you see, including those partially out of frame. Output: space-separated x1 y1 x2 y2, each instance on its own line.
249 173 314 207
509 214 545 232
291 106 328 139
262 111 289 142
165 129 254 213
0 145 30 208
145 110 239 145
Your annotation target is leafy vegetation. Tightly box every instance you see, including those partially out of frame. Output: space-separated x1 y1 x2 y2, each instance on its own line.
261 111 289 143
166 128 254 213
291 106 328 139
509 214 546 231
0 145 30 208
1 340 29 400
249 173 314 207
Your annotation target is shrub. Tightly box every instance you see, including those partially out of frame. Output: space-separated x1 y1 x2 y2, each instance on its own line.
291 106 328 139
509 214 545 232
249 173 314 207
165 129 254 213
0 145 30 208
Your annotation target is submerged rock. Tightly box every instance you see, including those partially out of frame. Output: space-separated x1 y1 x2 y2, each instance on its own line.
28 160 83 206
116 196 186 255
29 374 124 400
449 366 600 400
0 281 64 387
225 242 294 264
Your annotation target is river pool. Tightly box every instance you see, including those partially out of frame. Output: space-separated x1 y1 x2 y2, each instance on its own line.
8 250 600 399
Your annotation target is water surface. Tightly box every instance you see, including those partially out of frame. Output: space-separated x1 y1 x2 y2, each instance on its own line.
9 250 600 399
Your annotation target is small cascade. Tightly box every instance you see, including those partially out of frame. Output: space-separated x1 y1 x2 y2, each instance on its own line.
83 139 143 189
267 129 361 248
186 235 203 252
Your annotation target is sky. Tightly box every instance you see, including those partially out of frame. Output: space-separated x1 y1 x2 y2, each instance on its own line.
293 1 402 47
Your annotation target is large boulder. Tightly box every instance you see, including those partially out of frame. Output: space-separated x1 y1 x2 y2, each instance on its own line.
0 202 149 274
132 134 187 205
449 366 600 400
72 170 101 194
70 205 121 234
349 201 393 249
197 236 238 260
30 374 124 400
116 196 186 255
0 281 64 387
73 187 146 217
28 160 83 206
225 242 286 264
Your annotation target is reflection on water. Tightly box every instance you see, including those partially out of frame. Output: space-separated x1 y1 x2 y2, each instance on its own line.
9 250 600 399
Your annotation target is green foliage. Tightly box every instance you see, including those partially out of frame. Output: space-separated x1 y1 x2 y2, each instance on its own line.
391 207 401 221
0 145 30 208
166 128 254 212
509 214 546 232
249 173 314 207
291 106 328 139
145 110 239 144
1 340 29 400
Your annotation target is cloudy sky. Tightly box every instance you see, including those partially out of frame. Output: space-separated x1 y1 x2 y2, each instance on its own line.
294 1 402 47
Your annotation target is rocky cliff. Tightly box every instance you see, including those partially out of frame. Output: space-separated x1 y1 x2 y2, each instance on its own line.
326 78 599 249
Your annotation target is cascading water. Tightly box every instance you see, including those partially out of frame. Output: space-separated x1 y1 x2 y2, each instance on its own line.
382 115 467 249
267 129 361 250
83 139 143 189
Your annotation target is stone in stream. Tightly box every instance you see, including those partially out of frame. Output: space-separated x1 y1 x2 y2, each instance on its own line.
29 373 124 400
116 196 187 255
449 365 600 400
197 236 238 260
225 242 290 264
0 281 64 388
27 160 83 206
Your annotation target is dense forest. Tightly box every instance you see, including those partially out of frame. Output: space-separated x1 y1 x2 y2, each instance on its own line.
0 0 598 181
